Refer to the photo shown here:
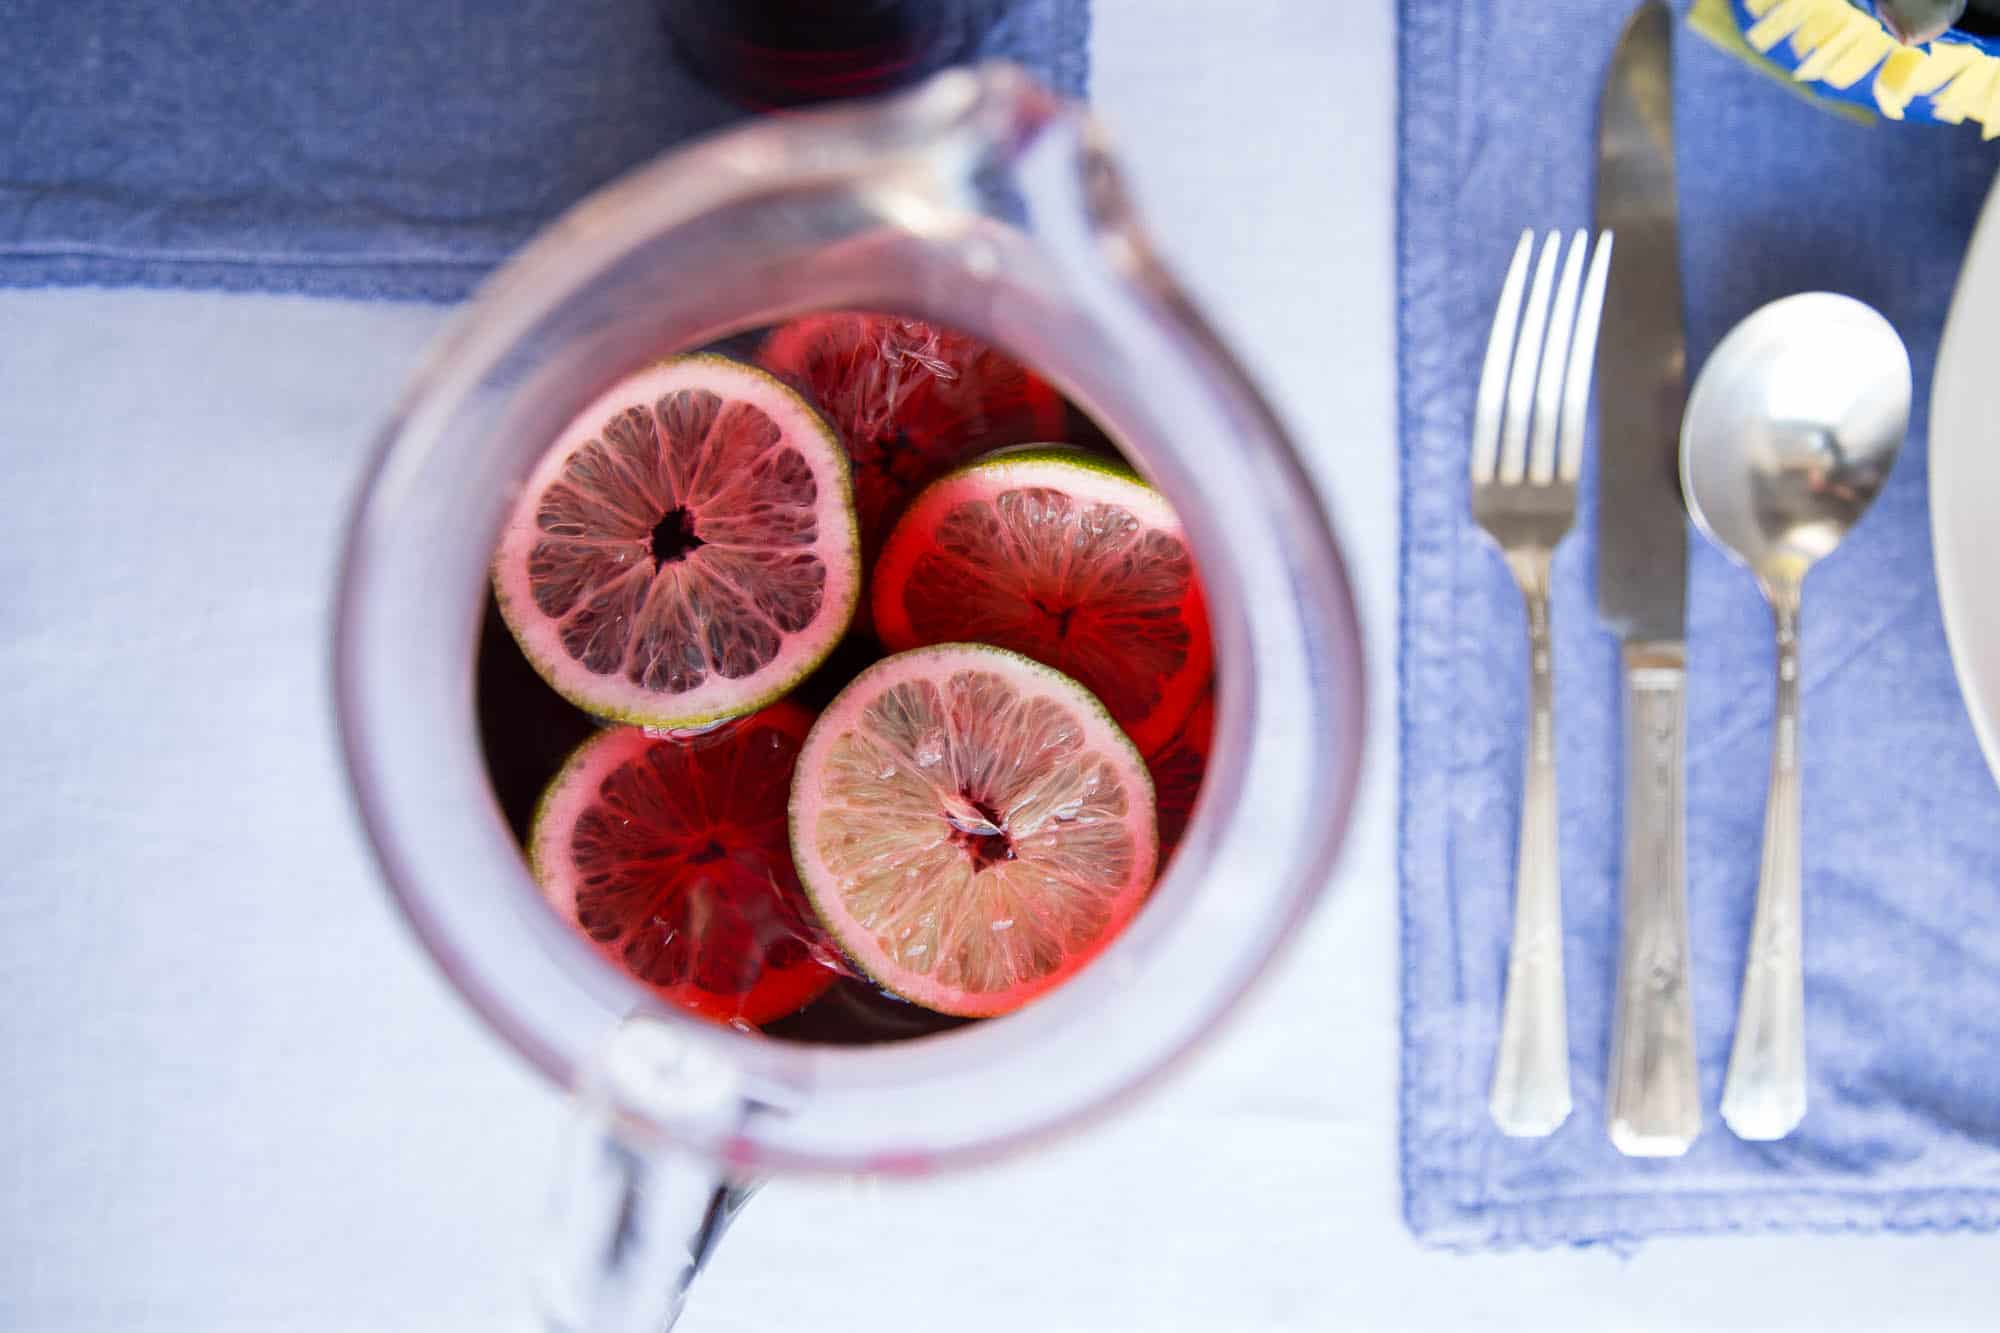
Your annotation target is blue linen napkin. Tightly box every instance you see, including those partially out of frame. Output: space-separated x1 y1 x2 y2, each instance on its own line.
0 0 1087 302
1401 0 2000 1248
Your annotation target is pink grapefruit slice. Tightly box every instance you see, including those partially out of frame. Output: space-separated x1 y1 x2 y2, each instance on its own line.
789 644 1158 1018
870 448 1212 755
756 313 1067 562
530 701 838 1027
493 354 859 730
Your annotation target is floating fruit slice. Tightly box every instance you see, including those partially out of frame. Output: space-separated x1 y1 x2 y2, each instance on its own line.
756 313 1066 559
790 644 1157 1018
870 449 1212 755
530 702 838 1027
1147 687 1213 867
493 354 860 730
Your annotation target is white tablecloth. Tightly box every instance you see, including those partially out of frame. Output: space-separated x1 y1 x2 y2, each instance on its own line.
4 3 1994 1328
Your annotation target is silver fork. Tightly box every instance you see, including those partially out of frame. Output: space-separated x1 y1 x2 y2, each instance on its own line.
1471 228 1614 1137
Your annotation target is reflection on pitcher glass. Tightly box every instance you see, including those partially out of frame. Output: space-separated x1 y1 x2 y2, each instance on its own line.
335 63 1364 1332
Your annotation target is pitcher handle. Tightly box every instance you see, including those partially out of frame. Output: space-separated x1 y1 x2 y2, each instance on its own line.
540 1018 757 1333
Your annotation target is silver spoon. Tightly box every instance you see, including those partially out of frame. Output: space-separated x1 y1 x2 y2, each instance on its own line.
1680 292 1910 1142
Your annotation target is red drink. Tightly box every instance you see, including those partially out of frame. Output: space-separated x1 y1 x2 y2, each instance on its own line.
479 315 1209 1044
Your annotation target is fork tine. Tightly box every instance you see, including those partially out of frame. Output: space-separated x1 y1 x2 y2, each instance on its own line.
1499 233 1562 484
1557 231 1614 484
1527 231 1589 485
1471 231 1535 483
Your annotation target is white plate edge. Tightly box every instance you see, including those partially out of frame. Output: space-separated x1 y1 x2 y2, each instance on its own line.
1929 165 2000 791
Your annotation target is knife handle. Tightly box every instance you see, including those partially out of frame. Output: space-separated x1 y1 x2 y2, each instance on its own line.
1489 574 1572 1137
1721 596 1807 1141
1607 641 1700 1157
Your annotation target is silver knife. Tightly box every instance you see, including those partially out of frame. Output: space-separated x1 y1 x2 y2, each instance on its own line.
1595 0 1699 1157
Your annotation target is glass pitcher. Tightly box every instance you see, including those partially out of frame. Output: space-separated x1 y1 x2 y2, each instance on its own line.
334 62 1365 1332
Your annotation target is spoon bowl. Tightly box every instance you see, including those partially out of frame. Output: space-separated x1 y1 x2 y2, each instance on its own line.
1681 293 1910 594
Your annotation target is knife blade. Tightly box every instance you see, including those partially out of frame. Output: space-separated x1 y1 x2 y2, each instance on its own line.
1597 0 1686 643
1595 0 1700 1157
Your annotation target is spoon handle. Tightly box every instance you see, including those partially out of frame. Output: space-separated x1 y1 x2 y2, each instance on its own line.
1607 641 1700 1156
1722 597 1808 1141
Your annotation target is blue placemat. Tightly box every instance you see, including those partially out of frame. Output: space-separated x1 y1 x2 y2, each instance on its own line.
0 0 1087 302
1400 0 2000 1249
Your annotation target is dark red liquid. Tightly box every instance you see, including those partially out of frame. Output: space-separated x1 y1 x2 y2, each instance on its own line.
662 0 1009 107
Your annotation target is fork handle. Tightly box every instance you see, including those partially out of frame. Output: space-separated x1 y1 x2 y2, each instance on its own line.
1490 562 1572 1136
1606 641 1699 1156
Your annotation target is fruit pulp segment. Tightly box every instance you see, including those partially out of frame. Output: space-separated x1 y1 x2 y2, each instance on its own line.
816 674 1137 987
799 652 1156 1016
527 390 828 691
902 487 1193 722
879 471 1210 754
539 708 837 1026
758 313 1065 555
492 354 860 733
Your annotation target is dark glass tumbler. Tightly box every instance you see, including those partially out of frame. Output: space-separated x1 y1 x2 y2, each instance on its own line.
663 0 1011 107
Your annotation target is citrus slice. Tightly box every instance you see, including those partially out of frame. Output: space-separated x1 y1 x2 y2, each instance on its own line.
530 701 839 1027
493 354 860 730
870 449 1212 755
1147 686 1213 867
756 313 1066 559
789 644 1158 1017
